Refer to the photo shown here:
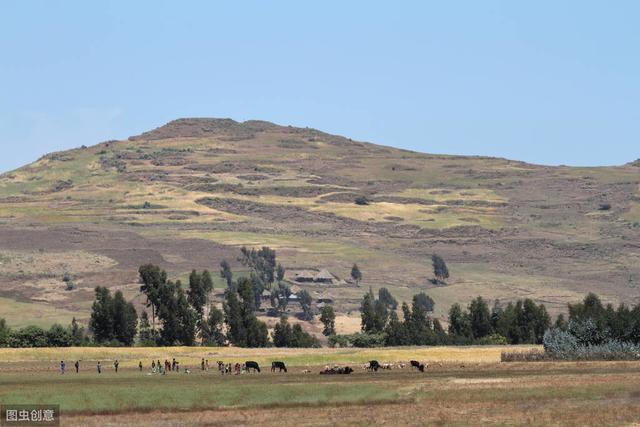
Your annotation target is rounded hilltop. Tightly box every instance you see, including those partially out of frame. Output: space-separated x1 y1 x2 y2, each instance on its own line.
128 117 339 142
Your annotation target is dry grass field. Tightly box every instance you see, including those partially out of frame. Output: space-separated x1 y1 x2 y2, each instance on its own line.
2 346 640 426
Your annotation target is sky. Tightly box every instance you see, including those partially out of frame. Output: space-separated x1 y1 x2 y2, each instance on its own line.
1 1 638 172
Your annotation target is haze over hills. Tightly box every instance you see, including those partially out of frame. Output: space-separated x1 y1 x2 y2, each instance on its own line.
0 118 639 329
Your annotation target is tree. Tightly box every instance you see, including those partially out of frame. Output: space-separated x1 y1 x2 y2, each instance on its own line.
360 289 376 332
47 324 73 347
239 246 277 286
89 286 114 343
272 316 293 347
223 277 269 347
448 303 469 337
175 286 198 346
431 254 449 283
188 270 214 338
156 280 197 346
413 292 435 313
406 293 435 345
138 311 155 344
378 287 398 310
276 264 286 282
271 282 291 314
351 264 362 286
201 306 225 346
320 305 336 336
373 299 389 332
68 317 85 346
188 271 205 315
138 264 167 332
112 290 137 346
220 260 233 288
272 317 319 348
468 297 492 339
384 310 410 346
0 318 9 347
298 289 314 321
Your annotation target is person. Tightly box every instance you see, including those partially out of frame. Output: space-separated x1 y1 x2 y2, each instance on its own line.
74 360 79 374
172 358 176 371
201 358 205 371
152 360 156 371
139 361 143 372
205 359 209 371
114 359 119 373
176 361 180 373
97 361 102 374
60 360 65 375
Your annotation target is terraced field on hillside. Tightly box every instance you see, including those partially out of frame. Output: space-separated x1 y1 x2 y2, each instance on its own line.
0 118 639 328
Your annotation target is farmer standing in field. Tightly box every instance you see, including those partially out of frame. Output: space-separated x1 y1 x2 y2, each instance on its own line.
74 360 79 373
97 361 102 374
114 359 119 373
201 358 205 371
60 360 65 375
139 361 143 372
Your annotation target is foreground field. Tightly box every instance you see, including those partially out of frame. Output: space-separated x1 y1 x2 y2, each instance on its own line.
2 346 640 426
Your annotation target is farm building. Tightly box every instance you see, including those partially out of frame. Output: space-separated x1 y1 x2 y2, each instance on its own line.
290 269 337 285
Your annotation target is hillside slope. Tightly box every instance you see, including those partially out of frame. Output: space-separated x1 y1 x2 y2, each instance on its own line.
1 118 639 327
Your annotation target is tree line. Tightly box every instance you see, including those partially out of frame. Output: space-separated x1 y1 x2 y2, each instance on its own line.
327 288 551 347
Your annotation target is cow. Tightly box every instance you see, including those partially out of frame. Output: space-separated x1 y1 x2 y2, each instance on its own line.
271 361 287 373
366 360 380 372
410 360 426 372
381 363 393 370
245 361 261 373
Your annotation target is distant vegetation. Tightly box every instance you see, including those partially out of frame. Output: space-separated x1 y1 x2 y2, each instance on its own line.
0 243 638 359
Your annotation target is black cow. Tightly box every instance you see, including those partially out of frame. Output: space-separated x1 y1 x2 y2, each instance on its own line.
410 360 425 372
271 361 287 373
340 366 354 374
367 360 380 372
245 361 261 373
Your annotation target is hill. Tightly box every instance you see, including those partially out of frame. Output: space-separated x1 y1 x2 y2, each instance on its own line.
0 118 639 328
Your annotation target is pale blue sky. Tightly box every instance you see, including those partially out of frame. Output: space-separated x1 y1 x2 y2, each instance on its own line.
1 1 638 172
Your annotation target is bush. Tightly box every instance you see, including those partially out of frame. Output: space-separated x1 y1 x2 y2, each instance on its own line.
9 326 49 348
328 332 386 348
543 326 640 361
328 334 351 348
354 196 370 206
475 333 508 345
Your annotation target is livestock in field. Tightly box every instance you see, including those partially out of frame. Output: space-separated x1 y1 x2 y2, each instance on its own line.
245 361 261 373
366 360 380 372
410 360 426 372
271 361 287 373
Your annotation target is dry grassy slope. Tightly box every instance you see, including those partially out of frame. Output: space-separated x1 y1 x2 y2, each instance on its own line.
0 118 639 328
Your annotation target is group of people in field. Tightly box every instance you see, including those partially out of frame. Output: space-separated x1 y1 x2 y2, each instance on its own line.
58 357 429 375
59 359 121 374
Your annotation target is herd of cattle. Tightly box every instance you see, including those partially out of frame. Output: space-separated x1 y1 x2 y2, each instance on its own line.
214 360 428 375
